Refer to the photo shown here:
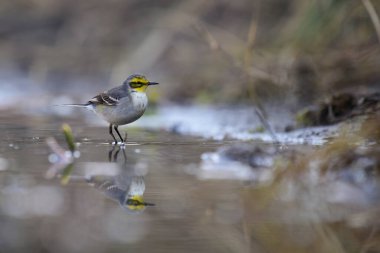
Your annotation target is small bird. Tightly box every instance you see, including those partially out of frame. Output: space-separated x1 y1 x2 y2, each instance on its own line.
88 168 155 213
64 74 158 144
92 146 154 213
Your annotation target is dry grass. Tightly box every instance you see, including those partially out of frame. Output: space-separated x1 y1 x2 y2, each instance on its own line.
242 114 380 253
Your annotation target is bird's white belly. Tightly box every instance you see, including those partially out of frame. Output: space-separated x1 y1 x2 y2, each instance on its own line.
97 92 148 125
132 92 148 113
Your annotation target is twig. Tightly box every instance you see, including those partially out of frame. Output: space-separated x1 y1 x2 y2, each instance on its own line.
362 0 380 44
244 1 280 145
194 18 281 145
254 107 280 144
359 225 378 253
244 2 260 71
193 23 248 75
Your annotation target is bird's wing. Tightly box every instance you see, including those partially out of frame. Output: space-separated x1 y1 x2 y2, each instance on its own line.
89 86 129 106
90 178 126 202
89 93 119 106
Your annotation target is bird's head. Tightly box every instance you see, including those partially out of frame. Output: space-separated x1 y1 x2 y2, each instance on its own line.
121 195 155 213
123 74 159 93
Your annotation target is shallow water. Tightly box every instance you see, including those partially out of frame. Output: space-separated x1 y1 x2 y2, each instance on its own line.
0 113 254 253
0 113 379 253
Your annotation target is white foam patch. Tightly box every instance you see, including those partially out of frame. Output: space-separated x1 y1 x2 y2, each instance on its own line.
185 151 274 182
135 105 337 145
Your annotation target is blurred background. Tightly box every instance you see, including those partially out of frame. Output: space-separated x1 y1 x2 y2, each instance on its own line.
1 0 379 111
1 1 380 253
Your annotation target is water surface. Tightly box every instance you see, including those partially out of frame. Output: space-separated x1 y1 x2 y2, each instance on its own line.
0 114 251 253
0 113 379 253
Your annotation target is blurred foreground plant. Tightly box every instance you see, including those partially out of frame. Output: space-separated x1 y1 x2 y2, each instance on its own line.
46 123 79 185
242 114 380 253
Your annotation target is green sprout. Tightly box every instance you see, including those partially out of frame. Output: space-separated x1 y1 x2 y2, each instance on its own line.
62 123 76 152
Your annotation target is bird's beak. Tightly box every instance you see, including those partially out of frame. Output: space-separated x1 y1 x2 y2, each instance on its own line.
148 82 159 86
143 202 156 206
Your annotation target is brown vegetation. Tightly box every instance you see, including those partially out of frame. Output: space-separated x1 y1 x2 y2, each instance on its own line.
0 0 379 107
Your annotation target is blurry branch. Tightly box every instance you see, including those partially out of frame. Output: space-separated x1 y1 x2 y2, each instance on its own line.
244 4 260 101
194 15 280 145
110 0 215 85
245 1 280 145
193 23 272 82
46 123 79 185
281 0 349 50
244 3 259 72
46 137 67 159
46 136 75 183
359 226 378 253
361 0 380 44
194 23 249 76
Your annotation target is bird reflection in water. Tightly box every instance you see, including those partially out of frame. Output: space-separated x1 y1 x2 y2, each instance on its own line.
86 146 155 213
46 141 155 213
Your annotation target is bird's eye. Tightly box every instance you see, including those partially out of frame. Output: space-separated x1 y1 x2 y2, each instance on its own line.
130 82 144 88
126 199 140 206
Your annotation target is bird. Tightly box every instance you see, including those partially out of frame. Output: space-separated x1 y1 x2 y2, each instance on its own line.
87 146 155 213
87 170 155 213
63 74 158 144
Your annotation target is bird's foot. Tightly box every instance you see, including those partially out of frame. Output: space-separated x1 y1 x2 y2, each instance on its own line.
111 141 126 146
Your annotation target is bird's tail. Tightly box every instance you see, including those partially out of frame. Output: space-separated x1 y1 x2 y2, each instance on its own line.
54 103 91 108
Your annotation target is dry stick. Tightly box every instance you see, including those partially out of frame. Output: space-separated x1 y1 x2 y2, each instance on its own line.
194 24 280 145
244 2 280 145
362 0 380 44
193 22 275 81
359 225 378 253
194 24 248 75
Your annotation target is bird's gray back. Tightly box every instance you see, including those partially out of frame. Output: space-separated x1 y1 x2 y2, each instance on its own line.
106 85 129 100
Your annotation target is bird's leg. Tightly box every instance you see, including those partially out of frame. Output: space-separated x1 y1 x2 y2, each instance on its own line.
109 124 117 144
124 132 128 143
121 148 127 162
113 147 120 161
114 125 124 144
108 145 116 162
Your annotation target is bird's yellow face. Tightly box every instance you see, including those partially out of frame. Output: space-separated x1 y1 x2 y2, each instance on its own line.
128 75 159 93
125 195 147 211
